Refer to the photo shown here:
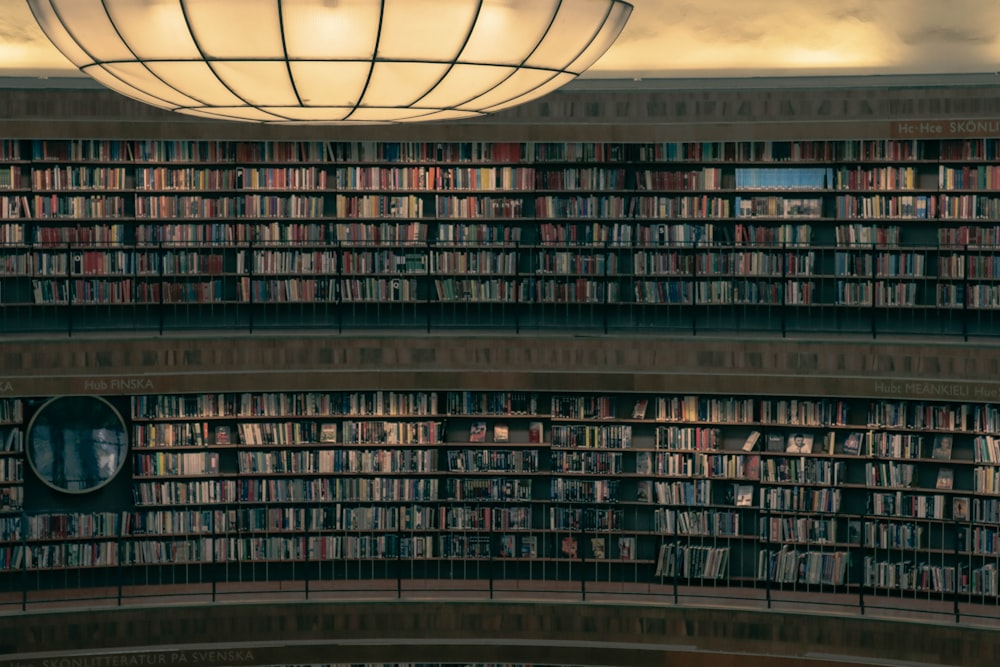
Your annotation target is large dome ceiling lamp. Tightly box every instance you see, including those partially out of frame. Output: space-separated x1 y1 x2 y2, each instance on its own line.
26 0 634 124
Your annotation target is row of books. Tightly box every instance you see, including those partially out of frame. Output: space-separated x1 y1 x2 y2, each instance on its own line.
15 250 1000 279
18 503 1000 544
17 138 987 164
122 392 1000 430
25 164 1000 194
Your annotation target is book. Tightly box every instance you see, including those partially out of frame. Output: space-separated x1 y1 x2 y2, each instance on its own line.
636 451 652 475
842 431 863 456
590 537 606 559
2 429 19 452
500 534 515 558
618 537 635 561
631 399 648 419
847 520 862 545
936 468 954 490
766 433 785 452
733 483 754 507
521 536 537 558
953 496 970 521
803 458 819 482
561 536 578 558
449 451 467 471
741 430 761 452
655 544 670 577
636 480 652 503
470 421 487 443
493 423 509 442
319 423 338 444
742 455 760 480
0 487 15 510
214 425 231 445
786 432 813 454
931 435 953 461
528 421 543 444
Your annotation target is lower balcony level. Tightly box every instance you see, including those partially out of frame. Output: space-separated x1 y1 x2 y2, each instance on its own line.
1 581 997 667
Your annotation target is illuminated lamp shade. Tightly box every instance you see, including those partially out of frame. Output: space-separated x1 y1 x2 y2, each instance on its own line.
26 0 633 124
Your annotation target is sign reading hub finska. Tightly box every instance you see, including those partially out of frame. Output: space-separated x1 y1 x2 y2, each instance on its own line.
82 377 154 392
0 377 156 396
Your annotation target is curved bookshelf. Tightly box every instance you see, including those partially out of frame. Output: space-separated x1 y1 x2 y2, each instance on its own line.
3 388 1000 618
2 137 1000 337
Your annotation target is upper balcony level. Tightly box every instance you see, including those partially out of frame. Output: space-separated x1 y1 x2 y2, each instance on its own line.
1 76 1000 341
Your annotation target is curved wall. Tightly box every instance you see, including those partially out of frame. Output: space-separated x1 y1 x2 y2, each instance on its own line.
3 333 995 667
3 76 1000 667
0 600 995 667
0 334 996 399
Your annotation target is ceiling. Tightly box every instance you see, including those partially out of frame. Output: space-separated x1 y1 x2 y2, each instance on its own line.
2 0 1000 81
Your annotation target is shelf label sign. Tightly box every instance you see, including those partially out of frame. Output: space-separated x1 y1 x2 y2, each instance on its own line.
874 379 1000 399
1 649 257 667
82 377 154 393
891 119 1000 138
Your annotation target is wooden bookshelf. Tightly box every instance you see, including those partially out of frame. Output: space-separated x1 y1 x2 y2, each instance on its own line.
2 137 1000 335
0 398 23 573
3 388 1000 605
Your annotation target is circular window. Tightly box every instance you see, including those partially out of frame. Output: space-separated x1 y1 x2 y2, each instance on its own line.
27 396 129 494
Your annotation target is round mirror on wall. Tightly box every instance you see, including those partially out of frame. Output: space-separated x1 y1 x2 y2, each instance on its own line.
27 396 129 494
